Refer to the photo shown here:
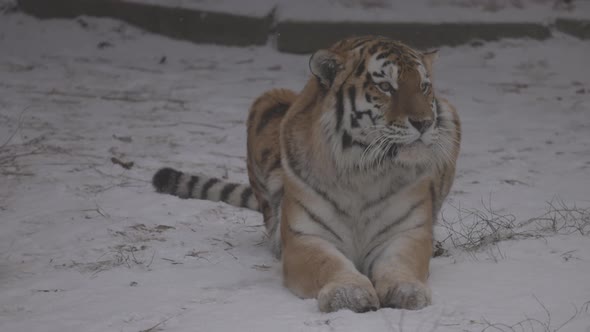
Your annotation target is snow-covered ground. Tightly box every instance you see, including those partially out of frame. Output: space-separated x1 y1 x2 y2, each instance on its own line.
1 11 589 332
129 0 590 22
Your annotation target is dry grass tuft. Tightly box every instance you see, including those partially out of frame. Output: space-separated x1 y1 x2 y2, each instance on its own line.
474 296 590 332
436 196 589 256
523 197 590 236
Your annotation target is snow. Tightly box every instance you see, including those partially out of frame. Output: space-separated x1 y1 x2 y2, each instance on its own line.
126 0 590 22
278 0 590 23
1 11 590 332
126 0 278 17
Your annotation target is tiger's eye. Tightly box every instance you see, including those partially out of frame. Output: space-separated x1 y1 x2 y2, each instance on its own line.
421 82 431 93
377 82 394 93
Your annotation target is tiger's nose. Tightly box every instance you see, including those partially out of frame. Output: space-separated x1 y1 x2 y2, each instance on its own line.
409 119 433 134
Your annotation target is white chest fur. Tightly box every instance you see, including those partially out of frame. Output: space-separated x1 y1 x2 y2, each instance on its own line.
289 164 432 268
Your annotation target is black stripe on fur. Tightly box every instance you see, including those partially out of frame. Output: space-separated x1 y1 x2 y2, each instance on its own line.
295 200 343 242
240 187 253 209
256 103 289 134
152 167 182 194
369 199 425 244
335 87 344 131
220 183 239 202
185 175 200 198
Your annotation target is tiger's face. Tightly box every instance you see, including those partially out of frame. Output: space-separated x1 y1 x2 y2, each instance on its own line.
310 37 454 170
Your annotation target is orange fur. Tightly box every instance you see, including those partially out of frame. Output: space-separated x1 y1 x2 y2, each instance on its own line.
155 36 461 313
245 37 461 312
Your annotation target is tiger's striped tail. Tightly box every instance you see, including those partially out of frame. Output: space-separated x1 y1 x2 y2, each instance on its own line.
152 167 259 211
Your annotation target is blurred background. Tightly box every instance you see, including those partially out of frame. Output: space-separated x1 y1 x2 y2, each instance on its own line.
11 0 590 52
1 1 589 332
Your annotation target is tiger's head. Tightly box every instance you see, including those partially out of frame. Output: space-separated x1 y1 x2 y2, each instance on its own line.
309 37 456 171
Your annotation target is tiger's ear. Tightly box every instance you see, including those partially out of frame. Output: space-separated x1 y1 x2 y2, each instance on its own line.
309 49 342 88
421 49 438 74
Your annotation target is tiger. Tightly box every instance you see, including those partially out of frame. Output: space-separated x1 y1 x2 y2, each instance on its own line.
152 36 461 313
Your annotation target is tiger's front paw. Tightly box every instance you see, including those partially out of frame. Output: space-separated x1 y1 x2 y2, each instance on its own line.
377 280 431 310
317 280 380 313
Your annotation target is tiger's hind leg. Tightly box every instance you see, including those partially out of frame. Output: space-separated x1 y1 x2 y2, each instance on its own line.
246 88 297 256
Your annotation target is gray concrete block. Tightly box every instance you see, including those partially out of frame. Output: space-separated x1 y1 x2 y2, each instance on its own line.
17 0 272 46
17 0 585 53
276 21 551 53
555 18 590 39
